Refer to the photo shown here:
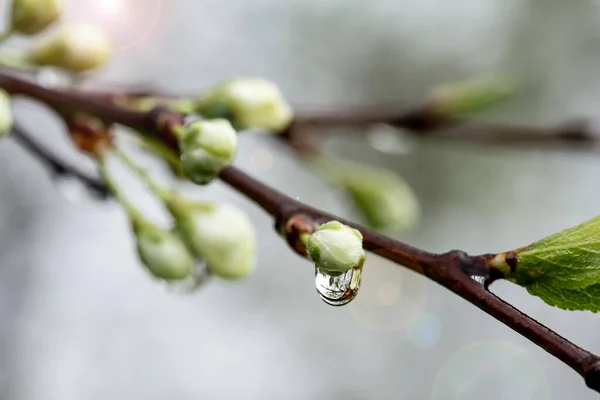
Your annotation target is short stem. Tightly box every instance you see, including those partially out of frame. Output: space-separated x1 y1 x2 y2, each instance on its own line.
112 146 174 202
299 233 310 247
96 152 147 228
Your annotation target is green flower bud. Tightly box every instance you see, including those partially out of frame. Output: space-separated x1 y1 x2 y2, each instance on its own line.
168 199 256 280
134 223 195 281
10 0 62 35
195 78 293 133
28 23 111 72
343 166 420 230
307 221 365 275
310 158 420 230
177 119 238 185
429 75 516 117
0 90 13 137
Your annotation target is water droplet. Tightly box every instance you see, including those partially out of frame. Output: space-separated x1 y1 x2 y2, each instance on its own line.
315 265 362 306
162 260 211 294
54 174 109 210
366 124 415 155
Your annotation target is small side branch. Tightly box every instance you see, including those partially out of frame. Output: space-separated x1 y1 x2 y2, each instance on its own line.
11 123 108 197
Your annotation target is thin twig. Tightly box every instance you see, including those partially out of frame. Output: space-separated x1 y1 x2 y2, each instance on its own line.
1 71 600 393
11 122 109 197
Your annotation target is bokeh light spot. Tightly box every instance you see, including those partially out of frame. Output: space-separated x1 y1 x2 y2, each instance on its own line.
350 256 428 332
366 124 415 155
377 281 401 306
405 312 442 348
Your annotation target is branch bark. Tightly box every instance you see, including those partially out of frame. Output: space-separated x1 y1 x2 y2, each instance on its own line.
2 71 599 393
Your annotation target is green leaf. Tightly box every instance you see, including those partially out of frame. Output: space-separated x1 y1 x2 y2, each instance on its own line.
526 282 600 312
513 215 600 289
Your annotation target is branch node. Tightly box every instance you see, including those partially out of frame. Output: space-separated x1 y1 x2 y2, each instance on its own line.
275 214 316 258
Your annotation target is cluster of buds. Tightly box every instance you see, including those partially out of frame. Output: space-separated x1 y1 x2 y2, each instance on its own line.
3 0 112 73
130 197 256 283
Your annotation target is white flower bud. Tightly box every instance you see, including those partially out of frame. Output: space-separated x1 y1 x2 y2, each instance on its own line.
10 0 62 35
135 224 195 281
196 78 293 133
177 119 238 185
0 90 13 137
169 200 256 280
307 221 365 275
28 23 111 72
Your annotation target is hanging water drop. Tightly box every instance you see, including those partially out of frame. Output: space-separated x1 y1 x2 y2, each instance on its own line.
162 260 211 294
54 174 109 210
315 264 363 306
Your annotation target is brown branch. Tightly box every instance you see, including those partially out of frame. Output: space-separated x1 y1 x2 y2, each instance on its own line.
290 105 599 151
2 71 600 393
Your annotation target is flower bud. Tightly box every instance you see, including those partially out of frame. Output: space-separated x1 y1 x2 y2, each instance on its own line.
10 0 62 35
177 119 238 185
0 90 13 137
429 75 516 117
168 199 256 280
342 166 420 230
307 221 365 275
134 223 195 281
195 78 293 133
310 158 420 230
28 23 111 72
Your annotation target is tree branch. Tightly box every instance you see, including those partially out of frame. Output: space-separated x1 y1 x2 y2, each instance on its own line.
290 105 599 151
2 71 600 393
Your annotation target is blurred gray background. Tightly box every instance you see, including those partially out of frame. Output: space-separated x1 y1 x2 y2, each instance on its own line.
1 0 600 398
